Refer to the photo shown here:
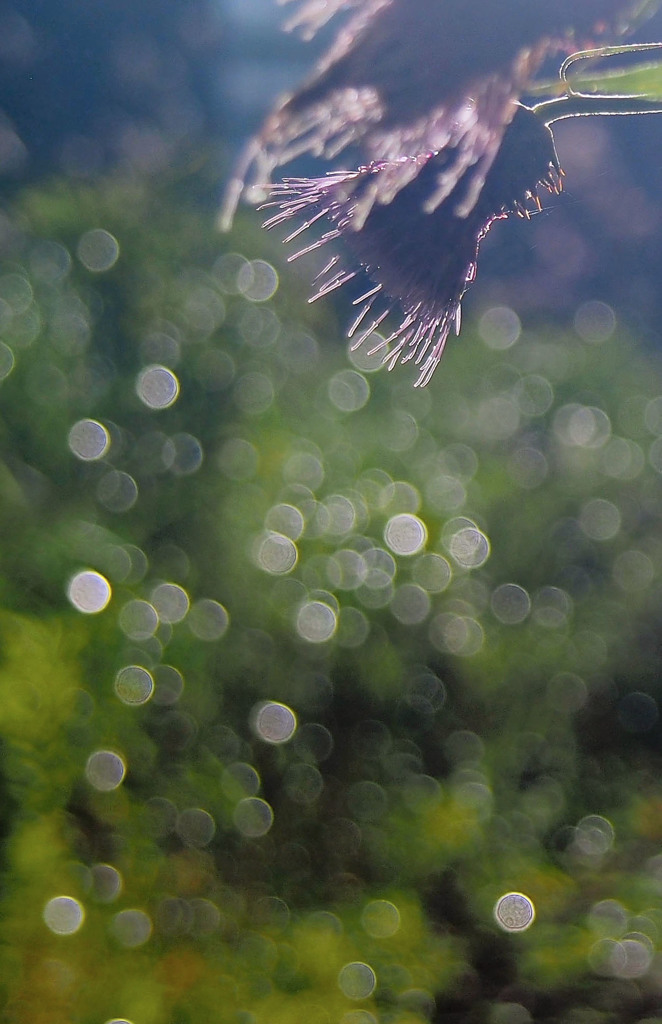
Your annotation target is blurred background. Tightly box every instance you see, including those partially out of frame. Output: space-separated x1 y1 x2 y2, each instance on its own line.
4 2 662 1023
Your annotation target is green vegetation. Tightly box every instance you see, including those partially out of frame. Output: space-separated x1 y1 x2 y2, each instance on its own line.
1 169 662 1023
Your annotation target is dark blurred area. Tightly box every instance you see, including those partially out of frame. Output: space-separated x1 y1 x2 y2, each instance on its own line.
477 4 662 341
2 0 661 341
0 0 225 178
4 4 662 1022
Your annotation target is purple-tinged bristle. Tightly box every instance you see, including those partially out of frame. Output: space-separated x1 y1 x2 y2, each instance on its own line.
264 105 561 385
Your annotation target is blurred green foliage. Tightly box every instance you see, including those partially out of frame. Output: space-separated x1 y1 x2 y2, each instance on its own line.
2 167 662 1023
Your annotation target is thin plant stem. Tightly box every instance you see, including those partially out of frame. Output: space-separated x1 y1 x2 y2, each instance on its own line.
534 93 662 124
532 40 662 120
560 41 662 95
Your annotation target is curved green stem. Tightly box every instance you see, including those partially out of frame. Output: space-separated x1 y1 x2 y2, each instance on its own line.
533 93 662 125
560 41 662 95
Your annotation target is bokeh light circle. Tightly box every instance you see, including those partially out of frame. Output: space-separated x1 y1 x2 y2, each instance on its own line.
153 664 185 706
136 365 180 409
579 498 621 541
412 553 452 593
163 433 204 475
222 762 261 800
296 600 337 643
0 342 14 381
256 532 298 574
479 305 521 349
110 909 152 947
68 419 110 460
176 807 216 847
338 962 377 1000
114 665 154 706
283 762 324 803
341 1013 377 1024
391 584 430 624
429 613 484 657
237 258 278 301
448 526 490 569
118 599 158 640
233 797 274 837
490 584 531 625
77 229 120 272
337 606 370 647
618 691 659 733
384 513 427 556
150 582 190 623
264 503 304 539
574 300 616 344
43 896 85 935
188 599 229 640
494 892 535 932
96 470 138 513
91 864 123 903
253 701 297 744
361 900 401 938
328 370 370 412
67 570 112 614
85 750 126 791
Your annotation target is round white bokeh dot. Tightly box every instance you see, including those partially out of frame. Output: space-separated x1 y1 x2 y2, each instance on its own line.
580 498 621 541
136 365 180 409
237 259 279 301
67 570 112 614
253 701 297 744
412 553 452 593
494 892 535 932
177 807 216 848
91 863 123 903
110 909 152 947
68 419 111 461
77 229 120 272
264 503 304 539
361 900 401 939
222 762 260 800
257 532 298 574
0 342 15 381
114 665 154 706
340 1013 377 1024
479 306 521 350
384 514 427 556
188 599 229 640
328 370 370 412
449 527 490 569
574 300 616 344
153 664 185 706
43 896 85 935
390 584 430 625
491 584 531 625
96 469 138 512
118 600 158 640
338 962 377 1000
233 797 274 837
296 601 337 643
150 582 190 624
85 750 126 791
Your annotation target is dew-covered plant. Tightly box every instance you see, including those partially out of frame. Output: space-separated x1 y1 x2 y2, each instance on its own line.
223 0 662 383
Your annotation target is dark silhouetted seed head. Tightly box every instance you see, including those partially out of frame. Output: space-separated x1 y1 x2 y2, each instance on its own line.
224 0 659 382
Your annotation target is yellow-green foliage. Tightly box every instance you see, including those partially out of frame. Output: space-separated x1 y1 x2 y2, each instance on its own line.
3 166 662 1024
